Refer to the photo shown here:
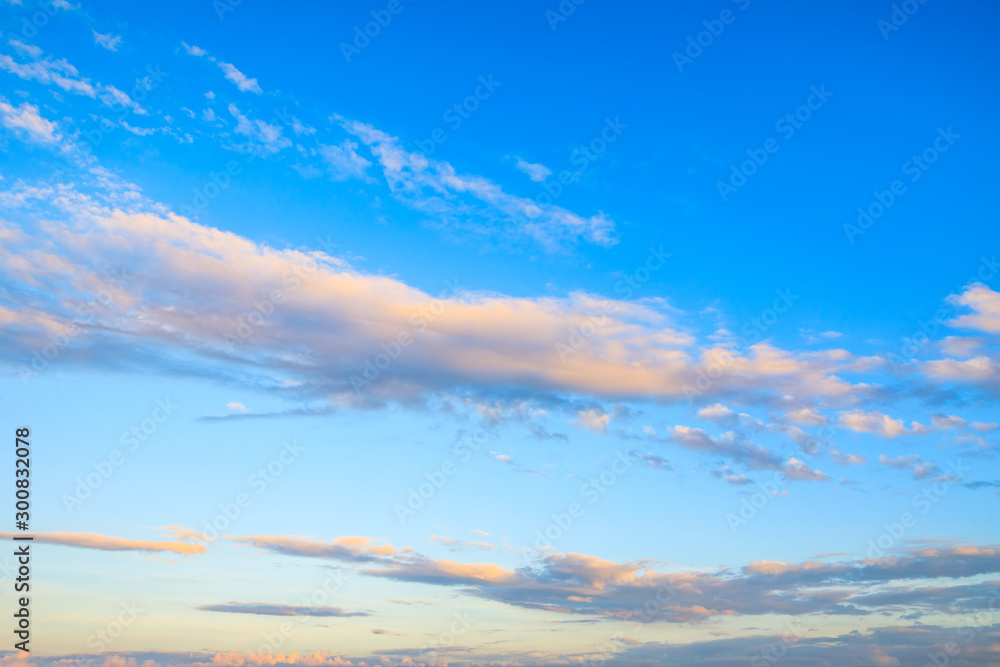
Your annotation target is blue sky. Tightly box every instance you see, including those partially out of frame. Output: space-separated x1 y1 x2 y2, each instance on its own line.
1 0 999 665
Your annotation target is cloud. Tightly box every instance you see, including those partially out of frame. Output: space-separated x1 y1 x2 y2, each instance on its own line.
181 41 208 57
783 407 828 425
0 98 58 143
575 408 610 433
198 602 369 617
830 449 866 465
8 39 42 59
337 116 618 250
180 42 261 93
317 140 373 181
93 31 122 51
782 457 830 481
948 283 1000 334
429 535 496 552
228 534 1000 624
0 52 96 97
878 454 944 480
0 531 207 555
696 403 739 428
666 426 783 470
226 401 249 412
217 60 262 94
514 157 552 182
837 410 926 438
227 103 290 154
0 182 965 415
629 450 672 469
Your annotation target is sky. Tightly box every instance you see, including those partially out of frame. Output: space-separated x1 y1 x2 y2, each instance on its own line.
0 0 999 665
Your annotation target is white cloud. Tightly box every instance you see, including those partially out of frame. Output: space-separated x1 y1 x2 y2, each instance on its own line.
227 103 290 154
837 410 925 438
226 402 249 412
783 407 828 426
0 98 58 143
181 41 208 57
514 157 552 182
575 409 610 433
8 39 42 59
217 60 262 94
948 283 1000 334
337 117 618 250
93 31 122 51
317 140 373 181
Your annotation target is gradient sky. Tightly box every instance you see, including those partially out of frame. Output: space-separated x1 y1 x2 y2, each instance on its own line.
1 1 999 665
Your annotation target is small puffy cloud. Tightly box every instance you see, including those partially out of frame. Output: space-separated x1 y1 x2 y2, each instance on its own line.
93 31 122 51
830 449 866 466
228 103 290 154
923 356 999 384
837 410 924 438
947 283 1000 334
930 414 967 430
217 60 262 94
514 157 552 182
181 43 262 93
783 458 830 481
8 39 42 58
181 41 208 57
629 450 672 469
878 454 941 480
697 403 739 428
575 408 610 433
318 139 373 181
783 407 828 426
939 335 983 358
226 402 249 412
0 98 58 143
